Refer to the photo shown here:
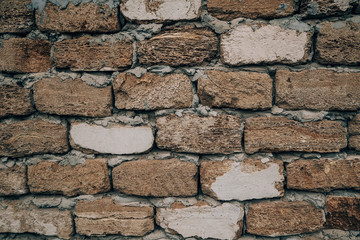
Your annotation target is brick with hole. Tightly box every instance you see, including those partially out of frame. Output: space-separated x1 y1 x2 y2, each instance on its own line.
325 196 360 230
0 84 34 117
0 166 27 196
0 0 33 33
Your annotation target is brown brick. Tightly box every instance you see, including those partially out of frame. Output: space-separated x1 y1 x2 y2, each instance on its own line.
0 0 33 33
349 114 360 135
54 36 133 71
0 84 34 117
300 0 356 17
198 70 273 110
245 116 347 154
34 77 112 117
287 158 360 191
247 201 325 237
208 0 295 20
0 166 27 196
349 135 360 151
326 196 360 230
0 38 52 73
113 159 198 197
28 159 110 197
74 198 154 236
316 21 360 65
114 72 193 110
276 69 360 111
0 119 69 157
137 26 218 66
156 113 243 154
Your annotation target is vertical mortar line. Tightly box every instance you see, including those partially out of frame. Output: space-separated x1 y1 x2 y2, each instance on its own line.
110 78 116 115
268 68 277 107
197 158 202 195
310 25 319 63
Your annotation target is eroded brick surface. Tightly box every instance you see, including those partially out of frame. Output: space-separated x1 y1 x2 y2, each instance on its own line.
0 0 33 33
326 196 360 230
0 166 27 196
0 84 34 117
300 0 356 17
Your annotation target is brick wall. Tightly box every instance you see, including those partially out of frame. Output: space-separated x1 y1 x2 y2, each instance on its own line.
0 0 360 239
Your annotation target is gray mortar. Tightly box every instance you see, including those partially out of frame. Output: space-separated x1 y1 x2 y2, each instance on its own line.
323 229 360 240
123 23 163 41
283 191 326 208
81 72 112 87
273 153 301 163
271 106 328 122
26 150 94 166
126 66 147 78
31 196 62 208
147 65 174 75
270 17 312 32
283 231 323 240
201 13 231 34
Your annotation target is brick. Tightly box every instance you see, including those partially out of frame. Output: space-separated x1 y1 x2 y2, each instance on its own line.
316 21 360 65
0 39 51 73
156 113 243 154
276 69 360 111
36 2 120 33
156 202 244 239
247 201 325 237
0 199 73 239
120 0 201 22
0 0 33 33
34 77 112 117
74 198 154 236
287 158 360 191
114 72 193 110
28 159 110 197
70 122 154 154
0 166 27 196
113 159 198 197
349 135 360 151
0 119 69 157
300 0 356 17
326 196 360 230
349 114 360 134
137 26 218 66
0 84 34 117
201 159 284 201
198 70 273 110
221 24 312 66
208 0 295 20
54 36 133 71
244 116 347 154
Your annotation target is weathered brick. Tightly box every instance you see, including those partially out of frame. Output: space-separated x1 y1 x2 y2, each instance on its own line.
114 72 193 110
0 84 34 117
349 114 360 151
316 21 360 65
36 2 120 33
137 26 218 66
0 166 27 196
247 201 325 237
113 159 198 197
0 39 51 73
120 0 201 22
221 24 312 66
0 0 33 33
34 77 112 117
74 198 154 236
326 196 360 230
201 159 284 201
208 0 295 20
300 0 356 17
244 116 347 154
198 70 273 110
0 119 69 157
349 135 360 151
276 69 360 111
28 159 110 197
156 114 243 154
70 122 154 154
54 36 133 71
287 158 360 191
156 202 244 239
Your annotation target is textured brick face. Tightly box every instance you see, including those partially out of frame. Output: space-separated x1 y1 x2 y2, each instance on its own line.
0 0 33 33
326 196 360 230
349 114 360 151
0 166 27 196
300 0 356 17
0 84 34 117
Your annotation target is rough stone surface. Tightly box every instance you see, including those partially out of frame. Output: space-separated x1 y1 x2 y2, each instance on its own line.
208 0 295 20
247 201 325 237
300 0 356 17
221 24 312 65
36 2 120 33
156 202 244 239
120 0 201 22
113 159 198 197
34 77 112 117
0 119 69 157
287 158 360 191
0 166 27 196
54 36 133 71
70 123 154 154
28 159 110 197
198 70 273 110
349 114 360 135
201 159 284 201
349 135 360 151
244 116 347 154
0 39 52 73
0 0 33 33
0 84 34 117
326 196 360 230
74 198 154 236
114 72 193 110
137 26 218 66
156 114 243 154
316 21 360 65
